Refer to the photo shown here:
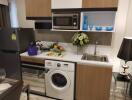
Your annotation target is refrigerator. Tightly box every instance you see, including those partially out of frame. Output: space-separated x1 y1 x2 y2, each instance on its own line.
0 28 35 80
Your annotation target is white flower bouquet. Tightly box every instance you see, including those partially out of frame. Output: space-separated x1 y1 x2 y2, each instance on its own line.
72 32 89 47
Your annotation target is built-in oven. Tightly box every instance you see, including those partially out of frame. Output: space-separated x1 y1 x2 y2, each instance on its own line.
21 62 45 96
52 12 80 30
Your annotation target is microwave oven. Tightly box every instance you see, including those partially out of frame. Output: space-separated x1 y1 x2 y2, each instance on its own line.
52 13 80 30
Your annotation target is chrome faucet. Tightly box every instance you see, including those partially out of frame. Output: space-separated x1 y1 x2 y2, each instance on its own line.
94 42 98 56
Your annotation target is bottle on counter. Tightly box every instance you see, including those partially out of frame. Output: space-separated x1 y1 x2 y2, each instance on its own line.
27 41 38 56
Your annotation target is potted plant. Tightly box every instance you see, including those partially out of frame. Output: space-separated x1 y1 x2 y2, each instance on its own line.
72 32 89 54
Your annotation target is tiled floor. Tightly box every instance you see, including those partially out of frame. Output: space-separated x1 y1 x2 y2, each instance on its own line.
110 90 132 100
20 89 132 100
20 74 132 100
20 93 54 100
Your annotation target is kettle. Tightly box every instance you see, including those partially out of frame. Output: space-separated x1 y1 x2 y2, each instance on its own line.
27 42 38 56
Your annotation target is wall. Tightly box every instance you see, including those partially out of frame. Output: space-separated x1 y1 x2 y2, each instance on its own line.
8 0 19 27
123 0 132 74
11 0 130 72
15 0 34 28
52 0 82 8
0 0 8 5
125 0 132 37
110 0 130 72
36 30 112 45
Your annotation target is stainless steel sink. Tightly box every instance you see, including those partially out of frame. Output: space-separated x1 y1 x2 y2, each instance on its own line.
81 53 108 62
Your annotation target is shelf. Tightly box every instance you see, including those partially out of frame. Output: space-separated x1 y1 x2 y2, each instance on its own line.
51 29 114 33
51 29 80 32
26 17 51 20
51 8 117 12
81 30 114 33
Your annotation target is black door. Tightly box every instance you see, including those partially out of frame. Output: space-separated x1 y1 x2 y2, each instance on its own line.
51 73 67 88
0 51 4 68
0 28 19 51
0 51 22 80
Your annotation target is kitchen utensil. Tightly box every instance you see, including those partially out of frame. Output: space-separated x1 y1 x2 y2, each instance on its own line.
89 25 94 30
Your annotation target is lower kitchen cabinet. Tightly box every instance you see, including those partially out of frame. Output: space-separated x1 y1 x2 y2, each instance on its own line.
21 56 45 95
76 64 112 100
21 61 45 95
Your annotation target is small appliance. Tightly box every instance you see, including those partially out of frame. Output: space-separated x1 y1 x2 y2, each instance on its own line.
52 12 80 30
117 37 132 76
35 20 52 29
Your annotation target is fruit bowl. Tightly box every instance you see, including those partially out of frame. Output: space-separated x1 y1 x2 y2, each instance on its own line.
46 43 65 57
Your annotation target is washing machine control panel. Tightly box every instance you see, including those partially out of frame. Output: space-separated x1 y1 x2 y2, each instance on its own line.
45 60 75 71
57 63 61 67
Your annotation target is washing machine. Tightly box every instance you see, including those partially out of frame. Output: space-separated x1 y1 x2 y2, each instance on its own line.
45 60 75 100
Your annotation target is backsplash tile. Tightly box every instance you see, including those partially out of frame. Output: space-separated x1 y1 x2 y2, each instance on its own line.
35 30 112 45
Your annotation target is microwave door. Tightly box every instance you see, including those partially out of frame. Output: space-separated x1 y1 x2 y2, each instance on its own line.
53 16 78 30
53 16 72 25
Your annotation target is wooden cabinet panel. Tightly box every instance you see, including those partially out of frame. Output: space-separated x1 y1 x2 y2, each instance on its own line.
76 64 112 100
52 0 82 9
82 0 118 8
21 56 44 64
25 0 51 17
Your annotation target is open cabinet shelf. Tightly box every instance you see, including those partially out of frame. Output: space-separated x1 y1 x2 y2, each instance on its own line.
51 29 114 32
80 11 116 32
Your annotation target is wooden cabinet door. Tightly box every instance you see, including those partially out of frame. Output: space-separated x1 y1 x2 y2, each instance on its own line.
82 0 118 8
25 0 51 17
76 64 112 100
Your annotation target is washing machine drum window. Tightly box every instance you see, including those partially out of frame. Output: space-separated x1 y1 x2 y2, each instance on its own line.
52 73 67 87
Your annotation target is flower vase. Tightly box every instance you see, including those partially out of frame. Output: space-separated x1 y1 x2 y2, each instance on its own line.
77 46 84 55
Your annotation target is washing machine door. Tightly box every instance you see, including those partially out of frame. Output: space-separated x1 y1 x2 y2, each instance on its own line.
48 70 71 92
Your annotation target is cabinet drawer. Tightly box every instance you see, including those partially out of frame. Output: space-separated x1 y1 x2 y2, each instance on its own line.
21 56 44 64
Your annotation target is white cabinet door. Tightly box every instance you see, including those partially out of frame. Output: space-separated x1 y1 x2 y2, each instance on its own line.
52 0 82 9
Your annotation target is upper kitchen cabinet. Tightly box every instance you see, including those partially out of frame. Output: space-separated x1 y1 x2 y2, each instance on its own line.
82 0 118 8
25 0 51 19
52 0 82 9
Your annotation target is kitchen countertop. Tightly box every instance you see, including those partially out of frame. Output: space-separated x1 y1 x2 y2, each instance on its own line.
20 51 113 68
